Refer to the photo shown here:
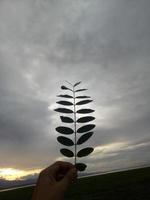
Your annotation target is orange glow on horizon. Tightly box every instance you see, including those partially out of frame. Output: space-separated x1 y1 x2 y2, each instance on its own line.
0 168 41 181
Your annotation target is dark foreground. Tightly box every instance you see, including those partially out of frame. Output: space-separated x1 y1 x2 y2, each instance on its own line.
0 167 150 200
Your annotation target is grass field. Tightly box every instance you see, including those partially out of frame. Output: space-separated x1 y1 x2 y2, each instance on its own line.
0 167 150 200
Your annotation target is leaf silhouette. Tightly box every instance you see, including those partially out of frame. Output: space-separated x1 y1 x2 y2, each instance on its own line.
60 116 74 123
74 81 81 87
77 132 93 145
60 149 74 157
77 116 95 123
77 109 95 114
54 108 73 113
77 147 94 157
77 124 95 133
56 126 74 135
56 101 73 106
57 95 73 98
75 89 87 92
55 81 95 171
76 96 91 99
61 85 72 91
75 163 87 171
57 136 74 146
76 100 93 105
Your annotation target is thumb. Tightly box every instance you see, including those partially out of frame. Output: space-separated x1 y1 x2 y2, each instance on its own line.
58 167 77 191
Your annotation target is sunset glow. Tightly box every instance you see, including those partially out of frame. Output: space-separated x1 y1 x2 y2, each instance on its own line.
0 168 41 181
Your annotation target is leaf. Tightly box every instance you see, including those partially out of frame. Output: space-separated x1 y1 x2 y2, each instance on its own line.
60 116 74 123
56 101 73 106
56 126 74 135
54 108 73 113
57 136 74 146
77 116 95 123
74 81 81 87
75 163 87 171
61 85 72 91
76 100 93 105
75 89 87 92
76 96 91 99
77 109 95 114
77 147 94 157
77 132 94 145
60 149 74 157
57 95 73 98
77 124 95 133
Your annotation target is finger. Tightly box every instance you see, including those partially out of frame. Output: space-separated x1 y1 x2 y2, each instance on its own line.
58 167 77 191
41 161 74 177
51 161 74 179
50 161 74 176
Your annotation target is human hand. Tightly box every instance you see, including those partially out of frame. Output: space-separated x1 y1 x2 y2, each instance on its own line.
32 161 77 200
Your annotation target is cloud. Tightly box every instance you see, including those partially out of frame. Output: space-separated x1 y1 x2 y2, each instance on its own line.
0 0 150 173
84 138 150 172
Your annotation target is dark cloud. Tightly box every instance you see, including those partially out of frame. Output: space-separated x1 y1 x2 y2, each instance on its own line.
0 0 150 172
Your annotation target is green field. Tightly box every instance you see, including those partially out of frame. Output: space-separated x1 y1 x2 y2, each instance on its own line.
0 167 150 200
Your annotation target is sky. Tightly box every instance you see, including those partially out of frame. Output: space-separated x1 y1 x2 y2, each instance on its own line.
0 0 150 180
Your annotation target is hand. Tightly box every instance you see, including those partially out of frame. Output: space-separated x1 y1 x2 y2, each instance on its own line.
32 161 77 200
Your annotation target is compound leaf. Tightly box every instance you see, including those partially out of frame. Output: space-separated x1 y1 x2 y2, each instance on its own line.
74 81 81 87
77 132 94 145
75 89 87 92
77 109 95 114
76 100 93 105
57 95 73 98
76 96 91 99
55 81 95 171
56 126 74 135
75 163 87 171
57 136 74 146
56 101 73 106
55 108 73 113
77 124 95 133
77 116 95 123
77 147 94 157
60 116 74 123
60 148 74 157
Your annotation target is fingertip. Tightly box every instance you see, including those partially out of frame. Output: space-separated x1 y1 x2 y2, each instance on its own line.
69 167 78 180
71 167 77 174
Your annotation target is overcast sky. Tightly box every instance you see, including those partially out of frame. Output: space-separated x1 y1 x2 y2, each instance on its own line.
0 0 150 174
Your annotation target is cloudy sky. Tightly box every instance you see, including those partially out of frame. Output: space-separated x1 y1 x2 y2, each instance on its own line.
0 0 150 179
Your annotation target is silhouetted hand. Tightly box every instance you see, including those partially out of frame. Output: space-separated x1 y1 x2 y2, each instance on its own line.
32 161 77 200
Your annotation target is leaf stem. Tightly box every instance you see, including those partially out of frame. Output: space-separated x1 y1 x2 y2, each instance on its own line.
73 86 77 166
65 80 73 87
